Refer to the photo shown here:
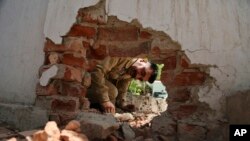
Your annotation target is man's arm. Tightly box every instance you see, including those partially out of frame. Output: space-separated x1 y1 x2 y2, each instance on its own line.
90 57 119 113
116 79 131 106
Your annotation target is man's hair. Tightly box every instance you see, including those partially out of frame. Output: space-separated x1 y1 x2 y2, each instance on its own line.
148 62 158 84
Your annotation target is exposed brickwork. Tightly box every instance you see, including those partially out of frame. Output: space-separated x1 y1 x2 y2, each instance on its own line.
168 104 198 120
77 0 106 24
62 53 87 68
35 1 215 140
172 71 206 86
164 56 177 70
60 82 86 97
139 31 152 39
67 24 96 38
51 99 78 112
168 88 191 102
89 44 107 59
98 26 139 41
36 82 59 96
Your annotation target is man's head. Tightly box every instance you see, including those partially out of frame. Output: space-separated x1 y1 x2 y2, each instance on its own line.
128 58 158 83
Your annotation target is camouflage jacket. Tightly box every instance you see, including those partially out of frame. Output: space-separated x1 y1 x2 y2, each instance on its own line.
90 57 137 103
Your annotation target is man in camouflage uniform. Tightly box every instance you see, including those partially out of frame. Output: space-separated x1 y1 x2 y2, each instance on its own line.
87 57 158 113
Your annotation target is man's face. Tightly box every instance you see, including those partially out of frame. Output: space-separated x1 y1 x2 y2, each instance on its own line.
129 59 153 81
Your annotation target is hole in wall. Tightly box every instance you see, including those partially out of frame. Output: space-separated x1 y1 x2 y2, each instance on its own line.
36 1 217 139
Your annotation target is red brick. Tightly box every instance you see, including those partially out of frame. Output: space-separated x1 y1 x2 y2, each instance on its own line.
35 96 79 113
63 65 83 83
77 11 106 24
82 41 90 48
86 59 98 71
44 52 61 65
67 24 96 38
36 81 59 96
44 38 67 52
98 26 139 41
160 71 174 85
51 98 78 112
60 82 86 97
140 31 152 39
151 46 161 55
62 53 87 68
164 56 177 70
180 54 190 68
109 42 150 57
178 123 206 140
169 104 197 119
172 71 206 86
44 38 85 54
168 88 191 102
89 44 107 59
39 64 83 83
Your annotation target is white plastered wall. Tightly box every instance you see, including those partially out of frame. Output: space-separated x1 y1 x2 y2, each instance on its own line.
0 0 49 104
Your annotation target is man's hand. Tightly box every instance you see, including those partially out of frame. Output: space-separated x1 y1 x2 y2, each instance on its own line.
101 101 115 113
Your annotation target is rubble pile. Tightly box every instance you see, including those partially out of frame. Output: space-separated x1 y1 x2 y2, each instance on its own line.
6 110 161 141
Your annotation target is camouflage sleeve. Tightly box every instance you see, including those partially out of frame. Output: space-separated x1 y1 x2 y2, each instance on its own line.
90 69 110 103
90 57 118 103
116 79 131 103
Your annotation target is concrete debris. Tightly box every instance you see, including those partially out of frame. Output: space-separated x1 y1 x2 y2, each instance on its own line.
0 103 48 131
7 121 88 141
76 112 119 140
121 123 135 140
114 113 134 121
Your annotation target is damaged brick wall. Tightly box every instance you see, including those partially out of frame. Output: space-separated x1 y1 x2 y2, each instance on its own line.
35 0 227 140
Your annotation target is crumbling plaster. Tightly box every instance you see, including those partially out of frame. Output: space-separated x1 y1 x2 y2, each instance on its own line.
44 0 250 118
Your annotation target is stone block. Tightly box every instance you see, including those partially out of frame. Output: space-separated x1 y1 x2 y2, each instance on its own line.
121 123 135 140
0 103 48 131
76 112 119 140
